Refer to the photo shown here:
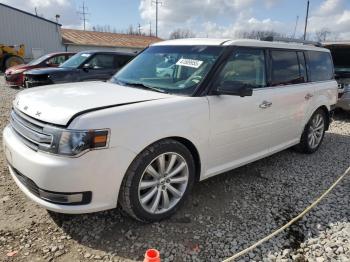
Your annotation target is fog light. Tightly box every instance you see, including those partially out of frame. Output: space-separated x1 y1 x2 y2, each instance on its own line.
38 189 91 205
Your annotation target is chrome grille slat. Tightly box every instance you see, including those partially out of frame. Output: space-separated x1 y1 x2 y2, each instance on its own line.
10 110 53 151
11 109 44 133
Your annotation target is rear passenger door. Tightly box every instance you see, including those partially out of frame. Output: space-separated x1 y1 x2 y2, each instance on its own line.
267 50 313 151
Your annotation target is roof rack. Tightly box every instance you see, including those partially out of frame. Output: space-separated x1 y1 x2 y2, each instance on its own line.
261 36 322 47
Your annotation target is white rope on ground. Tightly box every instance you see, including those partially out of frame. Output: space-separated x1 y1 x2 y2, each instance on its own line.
222 166 350 262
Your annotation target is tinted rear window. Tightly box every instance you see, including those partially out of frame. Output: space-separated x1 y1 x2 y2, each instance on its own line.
271 51 303 86
307 51 334 82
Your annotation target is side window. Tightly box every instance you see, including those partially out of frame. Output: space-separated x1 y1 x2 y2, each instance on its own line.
114 55 133 70
307 51 334 82
271 51 303 86
89 54 115 69
216 48 266 88
47 55 66 65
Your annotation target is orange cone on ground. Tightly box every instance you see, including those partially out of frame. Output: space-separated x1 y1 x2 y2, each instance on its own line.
144 249 160 262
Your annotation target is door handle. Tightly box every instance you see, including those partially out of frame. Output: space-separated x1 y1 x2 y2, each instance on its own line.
305 93 313 100
259 101 272 109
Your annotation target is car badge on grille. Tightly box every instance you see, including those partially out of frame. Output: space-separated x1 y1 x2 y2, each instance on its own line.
35 111 42 117
24 106 28 111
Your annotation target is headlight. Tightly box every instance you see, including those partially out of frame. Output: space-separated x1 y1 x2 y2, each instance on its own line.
12 69 26 74
41 128 109 156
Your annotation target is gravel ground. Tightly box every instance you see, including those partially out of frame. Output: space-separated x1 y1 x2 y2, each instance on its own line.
0 74 349 262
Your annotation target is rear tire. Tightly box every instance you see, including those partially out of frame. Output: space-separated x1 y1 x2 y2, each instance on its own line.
4 56 24 70
119 139 195 222
295 109 327 154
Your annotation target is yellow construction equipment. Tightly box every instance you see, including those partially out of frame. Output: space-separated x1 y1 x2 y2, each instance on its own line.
0 44 25 71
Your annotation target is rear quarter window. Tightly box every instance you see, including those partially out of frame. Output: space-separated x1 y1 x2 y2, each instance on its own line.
307 51 334 82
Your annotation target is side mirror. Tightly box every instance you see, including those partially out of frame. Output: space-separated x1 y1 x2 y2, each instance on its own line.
82 64 92 70
215 81 253 97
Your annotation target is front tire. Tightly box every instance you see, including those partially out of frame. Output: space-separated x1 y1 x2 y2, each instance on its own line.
119 139 195 222
296 109 327 154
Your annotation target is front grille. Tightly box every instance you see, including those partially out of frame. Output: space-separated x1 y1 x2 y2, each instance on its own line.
10 109 53 151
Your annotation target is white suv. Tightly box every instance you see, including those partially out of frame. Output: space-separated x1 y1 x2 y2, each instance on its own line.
3 38 338 222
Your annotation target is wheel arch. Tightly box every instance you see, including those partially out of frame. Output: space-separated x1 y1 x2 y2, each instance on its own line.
317 105 331 130
131 136 202 183
167 136 201 182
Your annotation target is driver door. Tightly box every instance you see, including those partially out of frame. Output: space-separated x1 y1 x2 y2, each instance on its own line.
79 54 116 81
206 48 276 176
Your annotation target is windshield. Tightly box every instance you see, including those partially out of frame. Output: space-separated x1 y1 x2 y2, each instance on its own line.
60 53 92 68
27 54 52 66
329 47 350 72
111 45 224 95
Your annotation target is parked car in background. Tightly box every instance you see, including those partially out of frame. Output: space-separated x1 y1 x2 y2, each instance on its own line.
3 38 337 222
23 51 135 88
324 42 350 111
4 52 75 86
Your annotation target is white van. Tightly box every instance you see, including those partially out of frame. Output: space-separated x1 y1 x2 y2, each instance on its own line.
3 38 338 222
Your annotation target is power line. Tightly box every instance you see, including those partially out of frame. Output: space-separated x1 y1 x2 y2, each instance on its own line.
152 0 162 37
77 1 90 31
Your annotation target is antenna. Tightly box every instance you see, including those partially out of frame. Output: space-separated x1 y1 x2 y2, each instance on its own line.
152 0 162 37
304 0 310 40
78 1 90 31
292 15 299 38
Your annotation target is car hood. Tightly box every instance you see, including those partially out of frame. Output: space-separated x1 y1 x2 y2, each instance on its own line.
14 81 173 126
5 64 34 74
24 67 74 75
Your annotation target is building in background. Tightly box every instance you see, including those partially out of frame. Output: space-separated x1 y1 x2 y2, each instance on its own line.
0 3 162 62
0 3 63 61
61 29 162 53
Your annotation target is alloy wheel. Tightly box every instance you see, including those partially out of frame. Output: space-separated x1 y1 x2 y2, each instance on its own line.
308 113 325 149
138 152 189 214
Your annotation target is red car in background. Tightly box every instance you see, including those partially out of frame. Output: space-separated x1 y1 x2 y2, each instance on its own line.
4 52 75 86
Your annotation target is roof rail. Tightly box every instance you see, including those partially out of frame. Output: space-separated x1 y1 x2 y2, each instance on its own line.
261 36 322 47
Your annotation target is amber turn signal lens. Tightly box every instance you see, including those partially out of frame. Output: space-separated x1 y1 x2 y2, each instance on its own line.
94 135 107 144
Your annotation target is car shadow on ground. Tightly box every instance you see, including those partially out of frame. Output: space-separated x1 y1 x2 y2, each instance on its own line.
48 118 350 261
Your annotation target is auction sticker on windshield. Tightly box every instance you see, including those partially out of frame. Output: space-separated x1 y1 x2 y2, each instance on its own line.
176 58 203 68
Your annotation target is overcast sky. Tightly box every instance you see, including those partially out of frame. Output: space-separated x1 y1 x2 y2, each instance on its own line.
1 0 350 40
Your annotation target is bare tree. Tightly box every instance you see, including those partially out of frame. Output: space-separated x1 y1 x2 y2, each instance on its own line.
92 24 149 36
315 28 331 42
169 29 196 39
235 30 286 40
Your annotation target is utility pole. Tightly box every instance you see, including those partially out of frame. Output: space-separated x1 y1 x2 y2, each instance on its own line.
303 0 310 40
292 15 299 38
149 21 152 37
78 1 89 31
152 0 162 37
34 7 38 16
138 23 142 35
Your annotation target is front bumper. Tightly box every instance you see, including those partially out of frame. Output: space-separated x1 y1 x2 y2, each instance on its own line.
3 125 136 214
24 75 52 88
5 73 24 86
336 92 350 111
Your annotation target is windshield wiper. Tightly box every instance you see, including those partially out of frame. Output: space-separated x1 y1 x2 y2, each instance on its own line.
117 80 166 93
